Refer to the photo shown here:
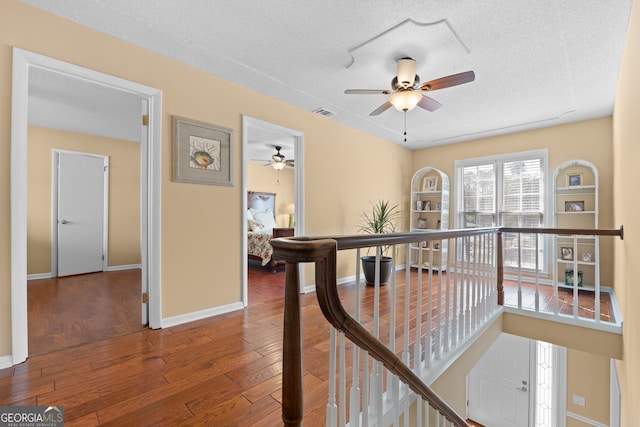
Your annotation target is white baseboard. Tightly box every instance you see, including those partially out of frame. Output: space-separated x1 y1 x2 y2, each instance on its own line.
566 411 609 427
0 354 13 370
27 272 53 280
27 265 141 280
161 302 244 328
107 264 142 271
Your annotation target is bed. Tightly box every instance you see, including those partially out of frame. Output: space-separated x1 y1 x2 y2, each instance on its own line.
247 191 294 271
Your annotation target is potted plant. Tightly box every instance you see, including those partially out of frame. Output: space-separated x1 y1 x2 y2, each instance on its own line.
358 200 400 285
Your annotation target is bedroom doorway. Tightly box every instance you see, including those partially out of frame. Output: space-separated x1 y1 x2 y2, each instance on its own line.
241 116 304 306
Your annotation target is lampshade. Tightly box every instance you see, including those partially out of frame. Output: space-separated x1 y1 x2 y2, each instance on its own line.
272 161 285 170
285 203 295 214
390 91 422 112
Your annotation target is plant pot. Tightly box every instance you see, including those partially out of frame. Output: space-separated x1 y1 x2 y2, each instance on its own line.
361 255 393 285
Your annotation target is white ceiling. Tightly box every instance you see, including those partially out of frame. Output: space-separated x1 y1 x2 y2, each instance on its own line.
21 0 632 150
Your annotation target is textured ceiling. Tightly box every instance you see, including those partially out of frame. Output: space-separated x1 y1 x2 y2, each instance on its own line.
21 0 632 150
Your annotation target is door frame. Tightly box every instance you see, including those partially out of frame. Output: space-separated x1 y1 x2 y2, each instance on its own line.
241 115 305 306
10 48 163 365
52 150 110 277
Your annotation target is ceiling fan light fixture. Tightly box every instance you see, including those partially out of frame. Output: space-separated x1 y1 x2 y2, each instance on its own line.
272 161 286 170
390 90 422 112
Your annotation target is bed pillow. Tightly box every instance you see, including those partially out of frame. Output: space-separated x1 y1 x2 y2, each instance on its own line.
248 219 266 232
247 209 255 229
251 209 276 232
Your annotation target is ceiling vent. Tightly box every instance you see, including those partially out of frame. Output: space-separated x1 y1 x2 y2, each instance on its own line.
312 107 337 118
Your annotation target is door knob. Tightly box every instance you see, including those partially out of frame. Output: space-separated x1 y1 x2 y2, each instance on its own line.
516 386 528 392
60 219 68 224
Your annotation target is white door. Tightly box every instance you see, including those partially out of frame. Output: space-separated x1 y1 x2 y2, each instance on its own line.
57 151 108 276
468 333 531 427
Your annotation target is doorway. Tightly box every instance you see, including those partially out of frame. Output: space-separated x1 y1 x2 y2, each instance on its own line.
10 48 162 364
468 333 533 427
241 116 304 306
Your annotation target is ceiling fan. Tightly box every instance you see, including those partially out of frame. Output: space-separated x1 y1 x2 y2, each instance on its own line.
344 57 475 116
264 146 294 170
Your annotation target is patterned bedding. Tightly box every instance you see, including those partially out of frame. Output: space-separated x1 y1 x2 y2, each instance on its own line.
248 231 273 266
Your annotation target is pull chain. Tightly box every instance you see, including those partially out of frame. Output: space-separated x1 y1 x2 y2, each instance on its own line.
403 110 407 144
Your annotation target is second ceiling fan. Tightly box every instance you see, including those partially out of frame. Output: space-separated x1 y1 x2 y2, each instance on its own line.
345 57 475 116
266 145 294 170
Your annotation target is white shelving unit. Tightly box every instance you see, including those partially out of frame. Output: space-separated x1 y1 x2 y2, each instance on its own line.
410 167 450 271
552 160 599 290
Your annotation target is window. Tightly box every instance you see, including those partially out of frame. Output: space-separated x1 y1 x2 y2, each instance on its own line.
455 150 548 270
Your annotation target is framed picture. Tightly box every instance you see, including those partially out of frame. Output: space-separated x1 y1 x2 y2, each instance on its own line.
436 202 442 211
424 200 431 210
417 218 427 229
582 253 593 262
422 176 438 192
561 247 574 261
173 116 234 186
564 201 584 212
566 172 583 187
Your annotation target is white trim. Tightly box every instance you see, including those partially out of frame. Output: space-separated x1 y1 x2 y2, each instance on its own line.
10 48 163 365
161 302 244 328
241 115 305 306
107 264 143 272
610 360 620 427
26 273 54 280
503 305 622 333
566 411 608 427
556 345 568 427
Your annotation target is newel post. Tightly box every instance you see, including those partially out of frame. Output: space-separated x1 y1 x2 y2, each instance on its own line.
282 261 303 427
496 230 504 306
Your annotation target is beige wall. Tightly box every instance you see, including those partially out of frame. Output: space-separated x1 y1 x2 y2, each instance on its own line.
0 1 411 355
247 161 294 228
412 117 615 285
27 126 141 274
613 0 640 424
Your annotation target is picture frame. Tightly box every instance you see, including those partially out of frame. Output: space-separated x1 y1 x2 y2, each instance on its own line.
422 176 438 192
582 253 593 263
173 116 234 186
564 200 584 212
417 218 427 229
561 247 574 261
566 172 583 187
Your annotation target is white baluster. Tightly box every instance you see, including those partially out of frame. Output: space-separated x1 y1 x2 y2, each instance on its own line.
339 333 346 427
350 249 362 427
327 327 338 427
517 233 523 309
535 234 540 313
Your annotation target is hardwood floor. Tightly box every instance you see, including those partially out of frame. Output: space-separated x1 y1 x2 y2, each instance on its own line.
27 270 145 356
3 267 615 426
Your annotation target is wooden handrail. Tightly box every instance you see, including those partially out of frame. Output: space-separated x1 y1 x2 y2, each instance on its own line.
272 225 624 426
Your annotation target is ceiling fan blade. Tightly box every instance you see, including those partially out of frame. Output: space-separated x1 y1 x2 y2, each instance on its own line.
419 70 475 91
369 101 393 116
417 95 442 112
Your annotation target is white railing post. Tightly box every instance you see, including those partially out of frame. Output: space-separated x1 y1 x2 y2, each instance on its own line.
327 327 338 427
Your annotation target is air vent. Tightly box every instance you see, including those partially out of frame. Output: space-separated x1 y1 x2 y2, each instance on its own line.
312 107 337 118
